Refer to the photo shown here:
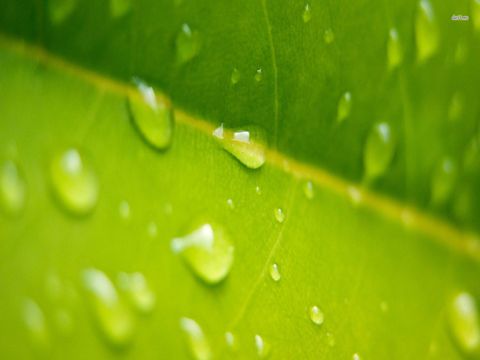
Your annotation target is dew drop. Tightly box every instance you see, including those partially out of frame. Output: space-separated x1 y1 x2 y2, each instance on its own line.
256 186 262 195
171 222 234 284
387 28 403 70
226 198 235 209
363 122 396 182
0 160 26 216
48 0 77 24
303 4 312 23
22 299 50 350
255 334 270 358
225 331 235 349
274 208 285 223
110 0 131 18
119 200 131 220
415 0 439 63
448 292 480 354
82 268 135 347
353 353 362 360
231 68 241 85
430 157 458 207
50 148 99 215
347 186 363 205
309 305 324 326
255 68 263 82
128 78 174 150
147 221 158 237
176 23 201 64
324 28 335 44
270 263 281 282
303 181 315 200
117 272 156 314
337 91 352 123
213 124 266 169
180 317 212 360
473 0 480 32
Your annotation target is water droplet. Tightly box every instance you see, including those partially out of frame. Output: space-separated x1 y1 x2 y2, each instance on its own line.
387 28 403 70
128 78 174 150
274 208 285 223
415 0 439 63
117 272 156 314
473 0 480 32
147 221 158 237
48 0 77 24
353 353 362 360
326 332 336 347
213 124 266 169
0 160 26 216
256 185 262 195
309 305 324 326
180 317 212 360
110 0 131 18
303 4 312 23
255 334 270 358
171 222 234 284
269 263 281 282
448 292 480 354
82 268 135 347
231 68 241 85
303 181 315 200
324 28 335 44
363 122 396 182
22 299 50 350
176 24 201 64
430 157 458 207
119 200 131 219
347 186 363 205
255 68 263 82
225 331 235 349
448 92 463 121
336 91 352 123
226 198 235 209
50 148 99 215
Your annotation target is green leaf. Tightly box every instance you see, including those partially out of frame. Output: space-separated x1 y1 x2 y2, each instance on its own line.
1 0 480 359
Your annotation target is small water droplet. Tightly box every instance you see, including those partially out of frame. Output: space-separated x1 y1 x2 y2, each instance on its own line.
231 68 241 85
117 272 156 314
255 68 263 82
363 122 396 182
180 317 212 360
48 0 77 24
353 353 362 360
22 299 50 350
128 78 174 150
347 186 363 206
226 198 235 209
309 305 324 326
303 181 315 200
110 0 131 18
324 28 335 44
256 185 262 195
448 292 480 354
82 268 135 347
303 4 312 23
225 331 235 349
430 157 458 207
50 148 99 215
387 28 403 70
270 263 281 282
473 0 480 32
255 334 270 358
0 160 26 216
176 23 201 64
213 124 266 169
326 332 336 347
147 221 158 237
415 0 439 63
171 222 234 284
119 200 131 219
337 91 352 123
448 92 463 121
274 208 285 223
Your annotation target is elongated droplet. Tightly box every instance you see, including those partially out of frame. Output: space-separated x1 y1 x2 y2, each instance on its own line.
50 148 99 215
82 268 134 347
337 92 352 123
448 292 480 354
430 157 457 207
213 124 266 169
128 78 174 150
274 208 285 223
363 122 396 182
415 0 439 63
309 305 324 326
171 222 234 284
255 68 263 82
387 28 403 70
303 181 315 200
48 0 77 24
255 334 270 358
324 28 335 44
303 4 312 23
231 68 241 85
180 317 212 360
176 24 201 64
110 0 131 18
0 160 26 216
473 0 480 32
270 263 281 282
353 353 361 360
117 272 156 314
22 299 50 350
225 331 235 349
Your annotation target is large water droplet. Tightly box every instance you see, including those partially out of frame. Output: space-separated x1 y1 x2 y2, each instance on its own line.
430 157 458 207
303 181 315 200
415 0 439 63
82 268 135 347
309 305 324 326
117 272 156 314
269 263 281 282
180 317 212 360
387 28 403 70
303 4 312 23
255 334 270 358
274 208 285 223
171 222 234 284
50 148 99 215
448 292 480 354
363 122 396 182
110 0 131 18
213 124 266 169
0 160 26 216
337 92 352 123
324 28 335 44
22 299 50 350
48 0 77 24
128 78 174 150
176 24 201 64
231 68 241 85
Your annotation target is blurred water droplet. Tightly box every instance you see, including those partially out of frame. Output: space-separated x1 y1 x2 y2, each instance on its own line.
225 331 235 349
270 263 281 282
303 4 312 23
22 299 50 350
231 68 241 85
430 157 458 207
448 92 464 121
110 0 131 18
180 317 212 360
176 23 201 64
213 124 266 169
387 28 403 70
337 92 352 123
82 268 135 347
309 305 324 326
274 208 285 223
326 332 336 347
147 221 158 237
448 292 480 354
415 0 439 63
256 186 262 195
54 308 74 336
255 334 270 358
119 200 131 220
255 68 263 82
353 353 362 360
473 0 480 32
50 148 99 215
48 0 77 24
303 181 315 200
363 122 396 182
0 160 26 216
226 198 235 209
171 222 234 284
347 186 363 205
324 28 335 44
117 272 156 314
128 78 174 150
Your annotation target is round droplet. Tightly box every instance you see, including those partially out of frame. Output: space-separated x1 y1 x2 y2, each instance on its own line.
303 181 315 200
231 68 241 85
337 91 352 123
171 222 234 284
119 200 131 220
128 78 174 150
213 124 266 169
387 28 403 70
309 305 324 326
303 4 312 23
176 24 201 64
430 157 457 207
324 28 335 44
415 0 439 63
274 208 285 223
226 198 234 209
50 148 99 215
180 317 212 360
255 68 263 82
270 263 281 282
22 299 50 350
0 160 26 216
225 331 235 349
448 92 463 121
48 0 77 24
448 292 480 355
82 268 135 347
255 334 270 358
110 0 131 18
363 122 396 182
117 272 156 314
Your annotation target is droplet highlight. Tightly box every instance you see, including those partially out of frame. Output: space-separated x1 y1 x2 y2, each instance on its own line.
176 24 201 64
415 0 439 63
303 181 315 200
255 68 263 82
270 263 281 282
430 157 458 207
274 208 285 223
448 292 480 355
231 68 241 85
387 28 403 70
303 4 312 23
22 299 50 350
255 334 270 358
309 305 324 326
0 160 26 216
324 28 335 44
337 91 352 123
363 122 396 182
180 317 212 360
117 272 156 314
